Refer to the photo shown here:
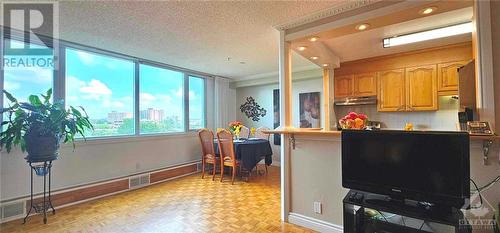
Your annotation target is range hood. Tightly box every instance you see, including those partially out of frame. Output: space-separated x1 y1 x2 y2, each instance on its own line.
334 96 377 106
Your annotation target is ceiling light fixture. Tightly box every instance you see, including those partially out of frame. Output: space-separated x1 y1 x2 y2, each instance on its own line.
297 46 307 51
383 22 472 48
322 64 329 67
310 56 319 60
309 37 319 42
419 6 437 15
356 24 370 31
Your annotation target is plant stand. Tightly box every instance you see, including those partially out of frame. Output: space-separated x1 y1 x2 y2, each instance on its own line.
23 156 57 224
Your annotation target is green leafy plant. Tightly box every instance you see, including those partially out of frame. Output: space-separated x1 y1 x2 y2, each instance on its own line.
0 88 94 153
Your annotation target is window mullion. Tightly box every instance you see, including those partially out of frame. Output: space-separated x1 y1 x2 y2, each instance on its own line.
54 45 65 104
135 62 140 136
184 73 189 132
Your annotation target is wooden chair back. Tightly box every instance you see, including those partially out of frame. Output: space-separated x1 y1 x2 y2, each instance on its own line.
198 128 215 160
255 127 270 140
217 129 236 165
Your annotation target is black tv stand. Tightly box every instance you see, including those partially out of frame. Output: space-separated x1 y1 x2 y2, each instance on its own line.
343 190 471 233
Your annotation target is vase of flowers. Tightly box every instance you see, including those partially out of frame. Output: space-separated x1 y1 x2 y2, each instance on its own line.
228 121 243 139
339 112 368 130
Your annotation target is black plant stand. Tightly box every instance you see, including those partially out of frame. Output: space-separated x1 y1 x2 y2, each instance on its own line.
23 155 57 224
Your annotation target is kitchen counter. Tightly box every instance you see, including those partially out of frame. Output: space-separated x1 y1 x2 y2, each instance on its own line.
263 127 500 141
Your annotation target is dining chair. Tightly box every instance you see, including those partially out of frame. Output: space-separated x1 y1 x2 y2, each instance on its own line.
198 129 219 181
255 126 270 175
239 126 250 139
217 129 241 184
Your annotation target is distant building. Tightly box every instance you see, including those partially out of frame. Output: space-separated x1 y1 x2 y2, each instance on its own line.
140 108 165 122
107 111 132 124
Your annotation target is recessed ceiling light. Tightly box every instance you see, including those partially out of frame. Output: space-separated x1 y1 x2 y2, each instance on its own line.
383 22 472 48
419 6 437 15
322 64 329 67
310 56 319 60
240 61 246 64
297 46 307 51
356 24 370 31
309 37 319 42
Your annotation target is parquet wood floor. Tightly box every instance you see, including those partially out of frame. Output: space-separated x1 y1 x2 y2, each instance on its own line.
0 166 314 233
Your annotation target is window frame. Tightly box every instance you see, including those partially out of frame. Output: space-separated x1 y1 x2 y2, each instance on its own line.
2 28 209 140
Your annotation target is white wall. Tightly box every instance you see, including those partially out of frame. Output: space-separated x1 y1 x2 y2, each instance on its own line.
235 77 324 164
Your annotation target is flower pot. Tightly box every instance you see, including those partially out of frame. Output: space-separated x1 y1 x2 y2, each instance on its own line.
24 132 60 162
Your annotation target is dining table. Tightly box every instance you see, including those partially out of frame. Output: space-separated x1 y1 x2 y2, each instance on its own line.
213 138 273 172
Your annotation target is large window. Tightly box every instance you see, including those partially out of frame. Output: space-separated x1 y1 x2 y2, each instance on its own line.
188 76 205 130
65 48 135 137
139 64 184 134
2 33 207 139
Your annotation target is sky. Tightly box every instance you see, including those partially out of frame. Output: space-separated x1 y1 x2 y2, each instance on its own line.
3 42 204 123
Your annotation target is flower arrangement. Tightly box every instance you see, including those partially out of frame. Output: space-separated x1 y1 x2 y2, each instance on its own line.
339 112 368 130
228 121 243 136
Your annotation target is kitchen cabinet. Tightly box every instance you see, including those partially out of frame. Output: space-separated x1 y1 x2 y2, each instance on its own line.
353 73 377 97
377 69 406 112
334 75 353 98
437 60 468 95
405 65 438 111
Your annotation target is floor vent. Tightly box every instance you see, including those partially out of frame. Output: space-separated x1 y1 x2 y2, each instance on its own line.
1 201 25 221
129 174 150 189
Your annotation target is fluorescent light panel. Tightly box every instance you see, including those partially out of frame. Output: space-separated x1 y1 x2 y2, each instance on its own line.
383 22 472 48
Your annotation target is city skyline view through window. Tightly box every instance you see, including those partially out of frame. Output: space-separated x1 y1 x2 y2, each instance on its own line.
3 40 206 138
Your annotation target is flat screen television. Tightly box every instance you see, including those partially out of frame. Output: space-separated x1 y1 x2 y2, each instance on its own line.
342 130 470 208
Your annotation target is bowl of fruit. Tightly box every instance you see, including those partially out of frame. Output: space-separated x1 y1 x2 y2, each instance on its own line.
339 112 368 130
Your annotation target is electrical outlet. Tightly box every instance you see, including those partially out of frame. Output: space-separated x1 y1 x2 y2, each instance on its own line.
313 201 322 214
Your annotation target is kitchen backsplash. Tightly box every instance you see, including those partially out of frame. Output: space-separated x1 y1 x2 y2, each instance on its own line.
334 96 459 130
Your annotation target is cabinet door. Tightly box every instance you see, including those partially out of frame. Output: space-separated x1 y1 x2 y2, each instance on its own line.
405 65 438 111
437 60 468 95
377 69 405 112
334 75 353 98
353 73 377 97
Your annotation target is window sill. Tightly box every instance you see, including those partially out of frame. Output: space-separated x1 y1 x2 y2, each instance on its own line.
62 132 198 148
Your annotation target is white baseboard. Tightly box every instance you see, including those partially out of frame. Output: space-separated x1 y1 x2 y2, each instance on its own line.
288 212 343 233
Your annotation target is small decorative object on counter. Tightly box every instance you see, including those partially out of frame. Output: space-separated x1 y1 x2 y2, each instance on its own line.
339 112 368 130
404 123 414 131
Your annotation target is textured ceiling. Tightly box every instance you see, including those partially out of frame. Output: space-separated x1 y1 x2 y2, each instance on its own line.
56 1 343 79
323 7 473 62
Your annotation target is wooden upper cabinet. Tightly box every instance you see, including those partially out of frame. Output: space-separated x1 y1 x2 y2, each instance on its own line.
377 69 405 112
437 60 468 95
405 65 438 111
353 73 377 97
334 75 353 98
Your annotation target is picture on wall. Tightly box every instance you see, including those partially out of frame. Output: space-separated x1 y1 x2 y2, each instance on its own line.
273 89 280 145
299 92 320 128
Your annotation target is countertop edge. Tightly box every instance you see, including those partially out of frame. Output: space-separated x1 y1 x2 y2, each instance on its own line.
262 128 500 141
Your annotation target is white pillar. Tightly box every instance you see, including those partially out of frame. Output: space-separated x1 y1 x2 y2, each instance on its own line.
278 30 292 222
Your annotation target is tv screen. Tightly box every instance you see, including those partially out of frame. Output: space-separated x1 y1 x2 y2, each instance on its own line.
342 130 470 208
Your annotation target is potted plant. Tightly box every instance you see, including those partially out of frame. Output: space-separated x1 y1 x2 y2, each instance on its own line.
0 89 93 162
